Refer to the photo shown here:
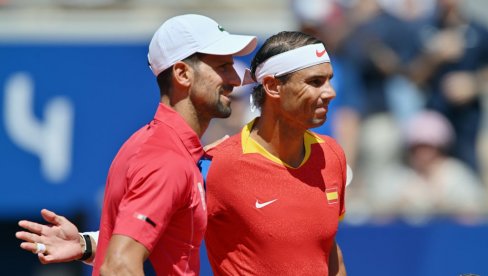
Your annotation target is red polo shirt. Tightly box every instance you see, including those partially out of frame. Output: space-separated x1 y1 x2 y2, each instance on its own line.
93 103 207 275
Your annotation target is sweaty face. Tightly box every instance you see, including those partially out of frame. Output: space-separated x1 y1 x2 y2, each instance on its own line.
278 63 335 129
190 54 241 120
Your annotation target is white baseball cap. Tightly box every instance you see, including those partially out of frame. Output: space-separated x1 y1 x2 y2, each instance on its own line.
148 14 258 76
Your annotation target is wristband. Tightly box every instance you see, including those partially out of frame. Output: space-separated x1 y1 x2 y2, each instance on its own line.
78 234 92 261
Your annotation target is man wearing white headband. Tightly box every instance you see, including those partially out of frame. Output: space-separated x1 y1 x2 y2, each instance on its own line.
205 31 347 275
16 31 347 275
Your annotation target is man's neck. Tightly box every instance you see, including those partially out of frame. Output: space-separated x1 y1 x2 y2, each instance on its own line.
250 114 306 168
160 97 210 138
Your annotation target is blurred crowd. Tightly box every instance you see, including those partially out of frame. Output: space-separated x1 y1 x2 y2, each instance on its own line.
204 0 488 224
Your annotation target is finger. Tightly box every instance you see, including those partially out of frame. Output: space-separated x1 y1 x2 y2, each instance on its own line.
20 241 37 253
39 251 68 265
40 209 63 226
18 220 44 235
39 253 56 264
16 231 41 243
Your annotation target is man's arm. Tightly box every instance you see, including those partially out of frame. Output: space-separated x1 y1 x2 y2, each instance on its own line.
16 209 97 264
100 234 149 276
328 240 346 276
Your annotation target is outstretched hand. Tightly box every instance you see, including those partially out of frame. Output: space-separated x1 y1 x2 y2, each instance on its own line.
16 209 82 264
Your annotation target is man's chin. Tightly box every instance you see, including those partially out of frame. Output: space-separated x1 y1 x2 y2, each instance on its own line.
214 106 232 119
310 117 327 128
217 113 232 119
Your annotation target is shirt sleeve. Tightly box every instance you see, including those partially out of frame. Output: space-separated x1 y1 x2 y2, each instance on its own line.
112 155 191 253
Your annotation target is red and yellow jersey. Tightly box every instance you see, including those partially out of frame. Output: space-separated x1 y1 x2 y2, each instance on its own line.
205 120 347 276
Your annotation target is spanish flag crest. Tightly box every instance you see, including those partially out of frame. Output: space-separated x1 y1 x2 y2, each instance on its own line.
326 187 338 204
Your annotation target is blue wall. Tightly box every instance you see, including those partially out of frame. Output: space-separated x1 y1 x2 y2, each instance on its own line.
1 43 157 221
337 220 488 276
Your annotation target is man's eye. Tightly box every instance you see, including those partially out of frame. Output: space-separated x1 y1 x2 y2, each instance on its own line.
310 79 324 87
217 64 229 71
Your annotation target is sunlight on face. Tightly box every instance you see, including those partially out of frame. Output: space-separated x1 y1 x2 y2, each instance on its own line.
279 63 335 129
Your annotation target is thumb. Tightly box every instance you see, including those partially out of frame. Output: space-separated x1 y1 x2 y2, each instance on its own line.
38 253 54 264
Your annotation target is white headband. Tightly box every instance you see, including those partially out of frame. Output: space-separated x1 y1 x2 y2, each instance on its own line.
242 43 330 85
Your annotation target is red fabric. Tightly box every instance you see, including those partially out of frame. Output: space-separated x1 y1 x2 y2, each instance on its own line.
205 131 346 275
93 104 206 275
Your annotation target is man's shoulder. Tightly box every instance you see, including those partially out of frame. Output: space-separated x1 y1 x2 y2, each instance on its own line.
309 132 346 160
309 132 341 148
206 133 241 158
119 126 192 174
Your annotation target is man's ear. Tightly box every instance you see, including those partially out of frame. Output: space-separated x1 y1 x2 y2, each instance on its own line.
172 61 193 88
262 76 280 99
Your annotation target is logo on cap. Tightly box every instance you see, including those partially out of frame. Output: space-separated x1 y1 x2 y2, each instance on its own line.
218 25 225 32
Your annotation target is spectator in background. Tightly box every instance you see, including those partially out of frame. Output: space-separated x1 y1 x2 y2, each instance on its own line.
406 0 488 175
357 111 485 221
400 111 485 219
341 0 424 119
351 113 407 220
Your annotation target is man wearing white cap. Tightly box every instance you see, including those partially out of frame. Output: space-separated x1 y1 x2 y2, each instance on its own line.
17 14 256 276
96 14 255 275
94 14 255 276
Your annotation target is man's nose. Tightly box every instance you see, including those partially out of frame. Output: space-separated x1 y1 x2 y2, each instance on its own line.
321 83 336 99
227 68 241 87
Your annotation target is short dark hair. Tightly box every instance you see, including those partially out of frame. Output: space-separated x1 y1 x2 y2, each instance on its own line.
156 53 202 98
250 31 323 109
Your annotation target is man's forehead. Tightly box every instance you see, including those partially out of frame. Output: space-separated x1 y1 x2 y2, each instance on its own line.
199 54 234 65
292 63 333 78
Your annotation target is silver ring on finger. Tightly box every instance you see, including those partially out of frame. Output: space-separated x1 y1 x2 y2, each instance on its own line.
34 242 46 254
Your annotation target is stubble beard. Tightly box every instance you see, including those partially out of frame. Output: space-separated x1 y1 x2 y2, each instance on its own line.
214 99 232 118
213 86 233 118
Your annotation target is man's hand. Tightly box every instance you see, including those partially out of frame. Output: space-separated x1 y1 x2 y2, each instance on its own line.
441 71 478 106
329 240 347 276
16 209 83 264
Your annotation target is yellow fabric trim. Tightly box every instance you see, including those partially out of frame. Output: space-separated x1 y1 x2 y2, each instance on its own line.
241 119 324 168
326 191 339 201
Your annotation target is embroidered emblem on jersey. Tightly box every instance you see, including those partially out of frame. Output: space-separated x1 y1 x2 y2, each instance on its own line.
255 199 278 209
197 182 207 211
134 212 156 227
326 187 338 204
